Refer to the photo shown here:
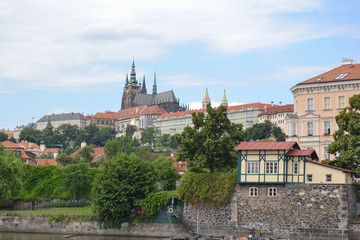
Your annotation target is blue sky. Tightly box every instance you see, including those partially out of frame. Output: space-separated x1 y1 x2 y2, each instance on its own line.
1 0 360 130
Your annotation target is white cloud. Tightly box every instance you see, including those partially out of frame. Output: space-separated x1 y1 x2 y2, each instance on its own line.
0 0 350 91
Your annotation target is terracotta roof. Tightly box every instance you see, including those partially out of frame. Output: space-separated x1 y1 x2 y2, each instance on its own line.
258 104 294 116
36 159 58 166
286 149 319 160
306 159 353 173
117 105 147 120
140 105 167 115
92 112 118 119
43 148 60 153
296 63 360 85
20 149 32 159
0 130 14 135
70 147 106 162
234 141 299 151
158 102 273 119
1 140 22 149
18 141 40 150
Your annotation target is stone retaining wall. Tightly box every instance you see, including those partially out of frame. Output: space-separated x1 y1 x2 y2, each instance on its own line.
0 213 191 238
182 184 359 240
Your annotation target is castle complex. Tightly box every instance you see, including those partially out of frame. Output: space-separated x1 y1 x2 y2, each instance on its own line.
121 60 186 113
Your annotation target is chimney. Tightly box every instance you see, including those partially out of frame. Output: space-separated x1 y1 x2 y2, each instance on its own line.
342 58 353 65
271 101 274 106
279 102 282 106
81 141 87 148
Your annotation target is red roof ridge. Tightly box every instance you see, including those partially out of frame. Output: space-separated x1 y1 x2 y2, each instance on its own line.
234 141 299 151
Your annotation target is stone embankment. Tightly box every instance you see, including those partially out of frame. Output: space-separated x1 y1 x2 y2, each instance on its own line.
0 213 191 238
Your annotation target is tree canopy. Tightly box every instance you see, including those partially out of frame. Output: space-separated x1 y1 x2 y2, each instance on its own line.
141 127 160 147
91 154 156 227
328 94 360 175
246 120 285 142
176 104 246 173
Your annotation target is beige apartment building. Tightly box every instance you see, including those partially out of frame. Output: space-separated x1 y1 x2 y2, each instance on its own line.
287 58 360 160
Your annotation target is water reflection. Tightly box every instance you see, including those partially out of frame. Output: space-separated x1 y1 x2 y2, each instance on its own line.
0 232 163 240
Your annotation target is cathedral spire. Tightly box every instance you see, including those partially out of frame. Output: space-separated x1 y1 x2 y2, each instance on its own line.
141 75 147 93
221 89 228 107
152 72 157 95
202 88 211 109
130 59 137 85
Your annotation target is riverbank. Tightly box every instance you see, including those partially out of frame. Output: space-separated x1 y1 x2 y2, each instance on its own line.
0 213 191 238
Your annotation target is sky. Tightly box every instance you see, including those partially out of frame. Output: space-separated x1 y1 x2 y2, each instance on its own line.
0 0 360 130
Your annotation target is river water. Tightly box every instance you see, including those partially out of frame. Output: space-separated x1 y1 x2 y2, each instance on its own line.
0 232 163 240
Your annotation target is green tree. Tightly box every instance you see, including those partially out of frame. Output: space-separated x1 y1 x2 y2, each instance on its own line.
0 145 23 205
141 127 160 147
328 94 360 174
92 127 115 147
126 125 137 138
176 104 246 173
42 122 55 147
91 154 156 227
56 153 76 166
75 145 95 163
63 163 92 199
38 152 54 159
153 157 178 191
104 137 137 159
246 120 285 142
0 132 8 142
55 124 80 148
169 134 179 149
157 134 171 147
19 128 42 144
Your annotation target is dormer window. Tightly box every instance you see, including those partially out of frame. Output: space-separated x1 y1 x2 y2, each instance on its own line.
335 73 349 80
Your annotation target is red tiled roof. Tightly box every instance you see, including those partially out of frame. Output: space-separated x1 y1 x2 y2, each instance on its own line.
92 112 118 119
140 105 167 116
234 141 299 151
258 104 294 116
36 159 58 166
0 130 14 136
1 140 22 149
20 149 32 159
306 159 353 173
43 148 60 153
159 102 273 119
297 63 360 85
18 141 40 150
70 147 106 162
117 105 148 120
286 149 315 156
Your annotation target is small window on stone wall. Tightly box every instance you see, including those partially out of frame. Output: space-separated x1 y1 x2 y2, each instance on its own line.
249 187 258 197
268 187 277 197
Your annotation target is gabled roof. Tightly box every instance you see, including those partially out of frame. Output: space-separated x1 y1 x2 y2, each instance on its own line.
117 105 147 120
140 105 167 116
43 148 60 153
70 147 106 162
1 140 22 149
0 130 14 135
306 159 353 173
258 104 294 116
234 141 299 151
296 63 360 85
286 149 318 160
37 113 85 123
18 141 40 150
36 159 58 166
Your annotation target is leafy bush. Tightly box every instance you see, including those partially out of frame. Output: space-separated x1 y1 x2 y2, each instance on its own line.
40 200 91 208
140 191 177 217
177 169 237 207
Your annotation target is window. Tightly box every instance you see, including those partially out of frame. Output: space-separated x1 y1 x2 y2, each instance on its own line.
335 73 349 80
265 162 278 174
324 97 331 110
293 162 299 175
323 120 331 134
247 162 259 174
249 187 258 197
307 98 314 111
307 122 313 135
323 146 331 160
307 174 313 182
338 96 346 109
292 123 297 136
268 187 277 197
326 174 332 182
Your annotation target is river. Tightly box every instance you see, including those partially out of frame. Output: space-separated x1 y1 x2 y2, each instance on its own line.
0 232 163 240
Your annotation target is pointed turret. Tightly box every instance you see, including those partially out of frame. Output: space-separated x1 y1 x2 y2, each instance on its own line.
141 75 147 94
152 72 157 95
125 73 129 87
221 90 228 107
130 59 137 85
202 88 211 109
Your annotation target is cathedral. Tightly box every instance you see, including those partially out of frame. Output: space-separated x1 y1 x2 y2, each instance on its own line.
121 60 187 113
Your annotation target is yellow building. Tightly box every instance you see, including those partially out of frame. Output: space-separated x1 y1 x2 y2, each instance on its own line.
235 141 352 190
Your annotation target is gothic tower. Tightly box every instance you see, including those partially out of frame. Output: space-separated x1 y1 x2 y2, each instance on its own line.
152 72 157 95
141 75 147 94
202 88 211 109
220 90 228 107
121 60 142 110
